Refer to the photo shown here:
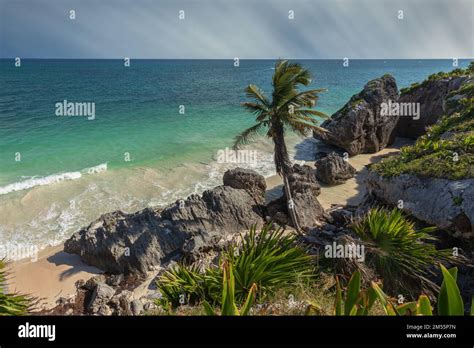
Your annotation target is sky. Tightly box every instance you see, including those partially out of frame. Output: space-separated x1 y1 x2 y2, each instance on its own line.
0 0 473 59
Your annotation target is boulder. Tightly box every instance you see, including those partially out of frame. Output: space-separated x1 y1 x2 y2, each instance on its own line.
65 184 265 274
267 164 325 230
87 282 116 314
64 209 187 274
223 167 266 204
130 299 144 315
365 171 474 237
314 74 400 156
395 76 470 139
287 164 325 231
315 152 356 185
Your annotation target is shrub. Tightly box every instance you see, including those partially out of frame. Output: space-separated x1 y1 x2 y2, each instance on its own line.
370 97 474 180
351 208 454 296
157 223 315 307
226 224 314 301
372 265 472 316
202 261 257 316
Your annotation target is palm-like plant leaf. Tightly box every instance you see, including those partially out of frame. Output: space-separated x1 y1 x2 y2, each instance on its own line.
0 259 33 316
352 208 454 295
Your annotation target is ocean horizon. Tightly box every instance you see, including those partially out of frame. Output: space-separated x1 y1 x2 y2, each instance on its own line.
0 58 471 254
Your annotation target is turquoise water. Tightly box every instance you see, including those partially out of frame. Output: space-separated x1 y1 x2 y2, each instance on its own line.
1 59 471 187
0 59 471 251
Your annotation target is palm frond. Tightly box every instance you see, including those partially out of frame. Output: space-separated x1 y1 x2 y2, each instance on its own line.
244 85 270 108
0 259 34 316
241 102 269 119
233 122 266 150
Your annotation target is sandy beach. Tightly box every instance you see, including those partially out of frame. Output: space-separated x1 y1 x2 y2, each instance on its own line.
6 138 410 310
266 138 412 208
6 245 101 309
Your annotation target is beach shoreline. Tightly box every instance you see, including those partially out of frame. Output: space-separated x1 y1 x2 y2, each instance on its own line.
6 138 410 310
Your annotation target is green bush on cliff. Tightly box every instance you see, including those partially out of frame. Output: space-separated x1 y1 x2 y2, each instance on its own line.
400 62 472 94
371 98 474 180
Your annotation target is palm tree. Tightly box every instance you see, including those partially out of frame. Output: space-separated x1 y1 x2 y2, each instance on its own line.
233 60 328 232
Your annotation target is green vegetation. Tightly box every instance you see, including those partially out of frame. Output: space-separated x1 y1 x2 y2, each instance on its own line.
234 60 328 231
351 208 454 295
153 222 472 316
305 265 472 316
202 262 257 316
0 259 33 316
157 224 314 308
151 63 474 317
370 265 471 316
371 98 474 179
400 63 472 95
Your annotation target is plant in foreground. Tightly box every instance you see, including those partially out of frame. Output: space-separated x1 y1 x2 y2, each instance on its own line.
157 223 314 307
372 265 473 316
313 265 472 316
202 261 257 316
0 259 33 315
351 207 454 295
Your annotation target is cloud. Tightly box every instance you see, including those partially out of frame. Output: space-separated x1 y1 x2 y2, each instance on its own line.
1 0 472 58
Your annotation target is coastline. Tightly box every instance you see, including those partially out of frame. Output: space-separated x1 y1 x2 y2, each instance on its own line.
6 138 411 309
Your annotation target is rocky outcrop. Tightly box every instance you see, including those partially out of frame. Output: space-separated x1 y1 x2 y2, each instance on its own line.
267 164 325 230
365 171 474 237
223 167 266 204
315 152 356 185
64 169 266 274
314 75 400 156
395 76 471 139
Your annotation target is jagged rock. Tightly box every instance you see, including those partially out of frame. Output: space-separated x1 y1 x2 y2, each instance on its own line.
130 299 144 315
314 74 400 156
267 165 325 229
285 165 325 229
315 152 356 185
143 301 157 311
395 76 470 139
365 171 474 236
84 275 107 290
87 282 116 314
328 208 353 225
65 183 265 274
106 274 124 287
223 167 266 204
64 208 187 274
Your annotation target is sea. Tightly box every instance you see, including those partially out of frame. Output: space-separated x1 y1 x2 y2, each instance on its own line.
0 59 471 255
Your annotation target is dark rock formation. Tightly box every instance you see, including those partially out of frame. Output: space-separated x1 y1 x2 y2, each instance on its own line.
87 282 116 314
395 76 470 139
267 164 325 230
65 169 266 274
314 75 400 156
365 171 474 236
223 167 266 204
315 152 357 185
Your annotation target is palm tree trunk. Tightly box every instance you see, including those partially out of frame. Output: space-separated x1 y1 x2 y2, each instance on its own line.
272 122 303 234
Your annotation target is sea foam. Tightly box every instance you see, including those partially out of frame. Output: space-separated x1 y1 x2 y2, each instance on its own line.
0 163 107 195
